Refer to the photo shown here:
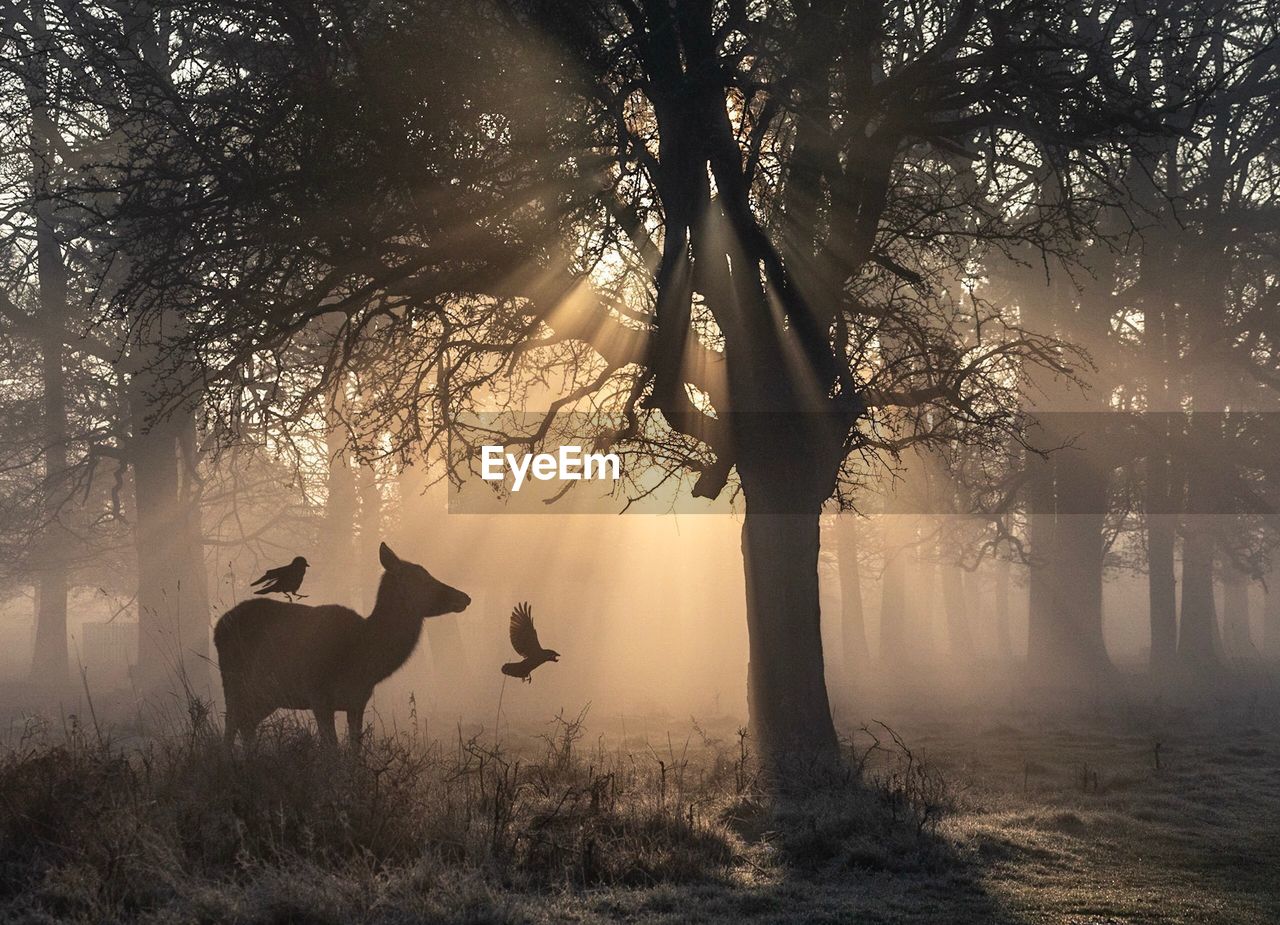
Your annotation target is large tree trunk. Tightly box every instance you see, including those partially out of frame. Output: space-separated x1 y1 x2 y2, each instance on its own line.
741 494 838 765
732 412 844 766
835 516 869 670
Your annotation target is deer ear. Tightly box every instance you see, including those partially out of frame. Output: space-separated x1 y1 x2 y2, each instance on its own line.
379 542 401 570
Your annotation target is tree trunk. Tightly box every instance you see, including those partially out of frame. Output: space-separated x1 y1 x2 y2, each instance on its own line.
131 383 211 695
1026 420 1113 684
941 559 974 663
356 460 382 610
1053 456 1111 676
26 0 69 686
1147 506 1178 674
1177 520 1220 672
1178 418 1222 673
741 497 838 765
835 515 869 670
30 291 69 686
878 512 910 665
993 557 1013 661
1221 562 1251 660
964 567 982 655
317 385 357 604
913 531 939 663
1265 574 1280 660
29 211 69 686
1176 188 1231 675
1143 313 1178 675
1025 440 1056 672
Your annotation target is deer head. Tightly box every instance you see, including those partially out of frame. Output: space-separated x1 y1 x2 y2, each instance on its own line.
378 542 471 617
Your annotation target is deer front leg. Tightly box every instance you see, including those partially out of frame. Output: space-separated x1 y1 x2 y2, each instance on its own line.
347 702 367 750
314 707 339 747
223 696 243 749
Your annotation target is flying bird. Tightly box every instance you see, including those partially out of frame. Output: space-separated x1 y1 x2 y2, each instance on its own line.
501 601 560 683
250 556 309 601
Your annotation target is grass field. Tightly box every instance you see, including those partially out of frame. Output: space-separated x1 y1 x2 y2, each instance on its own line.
2 683 1279 924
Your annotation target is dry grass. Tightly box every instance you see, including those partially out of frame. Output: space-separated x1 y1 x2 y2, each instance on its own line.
0 705 951 923
5 691 1280 923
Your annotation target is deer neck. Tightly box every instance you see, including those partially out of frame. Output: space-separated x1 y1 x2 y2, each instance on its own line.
355 577 425 685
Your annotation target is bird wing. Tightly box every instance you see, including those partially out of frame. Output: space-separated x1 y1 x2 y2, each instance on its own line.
509 602 542 657
250 564 288 585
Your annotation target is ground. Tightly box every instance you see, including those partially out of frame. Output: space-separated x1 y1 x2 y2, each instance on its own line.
512 691 1280 923
1 678 1278 923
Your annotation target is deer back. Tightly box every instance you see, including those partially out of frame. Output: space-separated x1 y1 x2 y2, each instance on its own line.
215 599 367 708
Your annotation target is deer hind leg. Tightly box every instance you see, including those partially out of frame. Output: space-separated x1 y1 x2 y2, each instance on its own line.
225 701 263 749
346 700 368 750
225 714 261 749
223 688 246 747
314 707 339 747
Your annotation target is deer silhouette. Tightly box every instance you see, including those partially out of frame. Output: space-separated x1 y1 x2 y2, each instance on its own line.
215 542 470 747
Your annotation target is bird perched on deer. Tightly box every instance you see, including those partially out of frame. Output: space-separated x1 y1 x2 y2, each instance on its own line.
501 601 560 682
250 556 309 601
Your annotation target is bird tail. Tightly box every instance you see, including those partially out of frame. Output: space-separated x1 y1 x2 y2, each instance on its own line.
249 576 269 586
253 587 273 595
501 662 524 678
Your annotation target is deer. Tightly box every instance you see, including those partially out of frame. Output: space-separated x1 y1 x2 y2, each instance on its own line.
214 542 470 748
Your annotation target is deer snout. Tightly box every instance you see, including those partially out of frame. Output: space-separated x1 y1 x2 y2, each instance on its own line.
453 591 471 612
